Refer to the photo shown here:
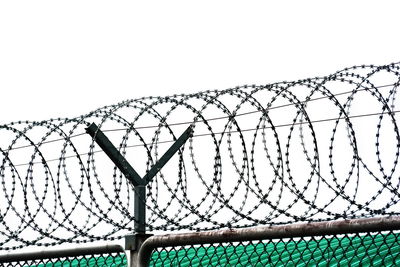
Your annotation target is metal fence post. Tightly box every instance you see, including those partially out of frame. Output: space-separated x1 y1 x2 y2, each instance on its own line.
86 123 193 267
128 185 149 267
134 185 146 234
125 233 153 267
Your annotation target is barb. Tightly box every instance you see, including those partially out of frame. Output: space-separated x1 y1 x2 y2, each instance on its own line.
1 62 400 250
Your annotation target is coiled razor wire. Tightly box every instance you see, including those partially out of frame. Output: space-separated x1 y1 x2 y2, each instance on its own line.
1 62 400 250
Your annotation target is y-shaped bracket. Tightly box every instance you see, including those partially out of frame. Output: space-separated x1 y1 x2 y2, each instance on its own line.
86 123 193 234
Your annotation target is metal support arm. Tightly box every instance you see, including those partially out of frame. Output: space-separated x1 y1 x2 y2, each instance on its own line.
86 123 193 234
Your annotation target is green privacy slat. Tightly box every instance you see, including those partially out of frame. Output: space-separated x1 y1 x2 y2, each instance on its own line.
26 254 126 267
150 232 400 267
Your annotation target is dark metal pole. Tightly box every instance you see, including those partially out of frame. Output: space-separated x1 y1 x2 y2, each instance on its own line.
142 126 193 184
86 123 193 266
86 123 193 237
134 185 146 234
86 123 143 186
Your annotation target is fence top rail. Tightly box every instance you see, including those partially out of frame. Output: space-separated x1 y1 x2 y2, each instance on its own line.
0 244 124 263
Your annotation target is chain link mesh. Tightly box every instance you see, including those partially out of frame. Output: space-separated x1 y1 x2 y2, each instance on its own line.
1 252 126 267
3 231 400 266
149 231 400 266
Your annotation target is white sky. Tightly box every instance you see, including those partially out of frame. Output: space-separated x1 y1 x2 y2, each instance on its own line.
1 0 400 255
1 1 399 124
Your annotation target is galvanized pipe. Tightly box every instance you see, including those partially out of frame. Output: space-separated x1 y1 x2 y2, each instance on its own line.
0 244 124 263
137 216 400 267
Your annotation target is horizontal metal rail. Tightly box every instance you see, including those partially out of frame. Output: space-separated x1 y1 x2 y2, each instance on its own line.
0 244 124 263
138 216 400 267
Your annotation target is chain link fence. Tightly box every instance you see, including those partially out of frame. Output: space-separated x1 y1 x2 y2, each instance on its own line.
1 230 400 266
149 231 400 266
2 231 399 267
4 253 126 267
137 217 400 267
0 245 126 267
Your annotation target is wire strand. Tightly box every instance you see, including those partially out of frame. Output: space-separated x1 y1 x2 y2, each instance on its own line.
2 82 397 153
8 109 399 168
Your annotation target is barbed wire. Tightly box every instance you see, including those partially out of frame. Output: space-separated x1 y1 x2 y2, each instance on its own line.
1 62 400 250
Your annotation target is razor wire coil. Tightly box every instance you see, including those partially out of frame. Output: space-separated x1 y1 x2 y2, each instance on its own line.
1 62 400 250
